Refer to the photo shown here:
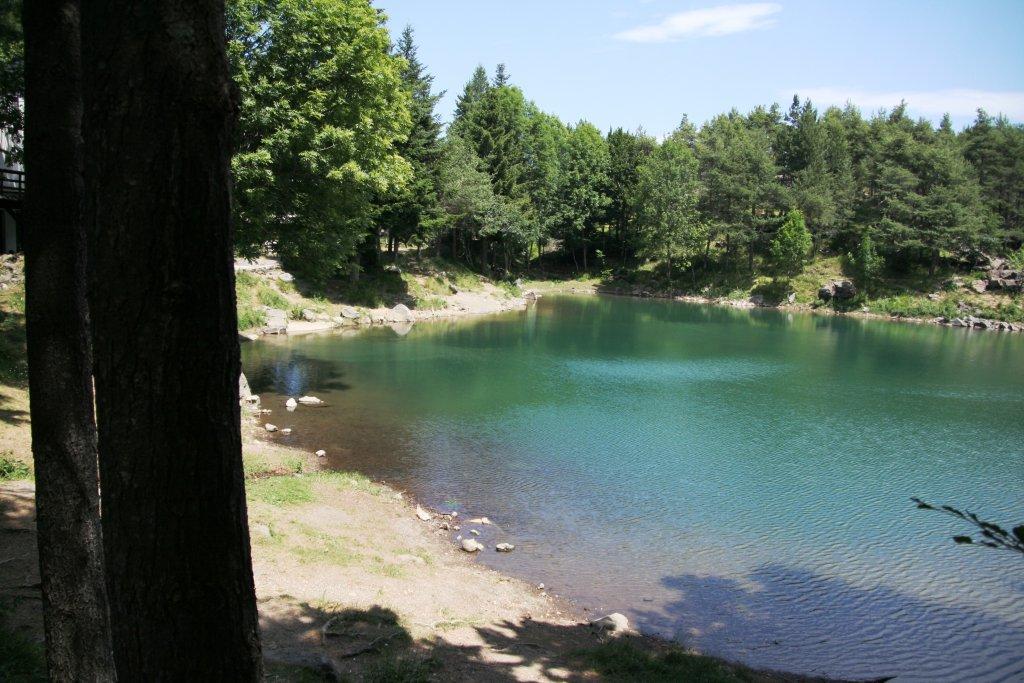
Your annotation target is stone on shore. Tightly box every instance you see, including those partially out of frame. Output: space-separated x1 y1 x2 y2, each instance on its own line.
340 306 360 319
264 423 278 432
286 397 298 409
415 506 432 521
315 449 326 457
461 538 484 553
389 303 414 323
591 613 630 635
264 308 289 334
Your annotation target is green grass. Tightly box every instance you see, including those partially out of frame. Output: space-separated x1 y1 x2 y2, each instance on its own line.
235 271 293 330
0 285 27 383
246 476 314 506
0 608 45 682
0 452 32 481
581 640 753 683
289 529 360 566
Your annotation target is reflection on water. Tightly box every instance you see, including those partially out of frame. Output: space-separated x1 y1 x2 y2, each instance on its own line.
242 296 1024 682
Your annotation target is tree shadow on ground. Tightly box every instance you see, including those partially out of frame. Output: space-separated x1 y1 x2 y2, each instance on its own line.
629 563 1024 683
257 595 833 683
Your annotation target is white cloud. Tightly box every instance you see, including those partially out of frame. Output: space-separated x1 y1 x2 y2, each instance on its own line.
790 87 1024 120
614 3 782 43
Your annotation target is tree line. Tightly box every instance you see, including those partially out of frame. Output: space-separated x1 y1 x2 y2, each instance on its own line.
222 1 1023 286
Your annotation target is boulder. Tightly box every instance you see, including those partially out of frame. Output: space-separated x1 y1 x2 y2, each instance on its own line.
239 372 252 401
340 306 360 319
590 613 630 636
297 395 323 406
495 543 515 553
389 303 414 323
971 279 989 293
817 284 834 301
460 538 484 553
301 308 317 322
787 293 796 304
264 308 288 334
833 280 857 299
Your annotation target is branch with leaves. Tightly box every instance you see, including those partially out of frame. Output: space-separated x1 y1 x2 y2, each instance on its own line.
912 498 1024 556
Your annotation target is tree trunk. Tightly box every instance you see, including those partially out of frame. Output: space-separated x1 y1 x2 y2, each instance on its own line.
22 2 116 679
81 1 263 678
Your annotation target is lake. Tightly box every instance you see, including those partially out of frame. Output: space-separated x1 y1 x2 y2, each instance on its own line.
241 295 1024 682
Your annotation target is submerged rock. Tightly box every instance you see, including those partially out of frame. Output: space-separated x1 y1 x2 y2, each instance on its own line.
467 517 493 525
280 428 292 435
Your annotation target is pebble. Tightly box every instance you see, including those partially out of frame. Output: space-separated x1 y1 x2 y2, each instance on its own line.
467 517 493 525
315 449 326 457
280 428 292 435
264 423 278 432
415 506 431 521
470 529 480 536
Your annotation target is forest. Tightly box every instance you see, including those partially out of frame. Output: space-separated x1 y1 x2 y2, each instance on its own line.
222 1 1023 290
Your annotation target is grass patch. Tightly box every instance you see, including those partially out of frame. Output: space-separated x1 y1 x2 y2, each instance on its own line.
235 271 294 330
581 640 753 683
289 527 360 566
246 476 313 506
0 452 31 481
310 470 383 496
0 284 27 384
0 607 45 682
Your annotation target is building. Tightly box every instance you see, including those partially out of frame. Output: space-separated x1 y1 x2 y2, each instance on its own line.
0 126 22 253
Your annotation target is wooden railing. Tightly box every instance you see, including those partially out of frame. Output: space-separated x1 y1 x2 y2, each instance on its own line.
0 168 24 198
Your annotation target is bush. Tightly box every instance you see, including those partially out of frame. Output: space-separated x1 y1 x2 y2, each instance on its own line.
770 209 812 276
0 453 31 481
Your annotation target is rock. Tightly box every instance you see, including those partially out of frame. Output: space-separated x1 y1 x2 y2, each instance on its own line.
467 517 493 525
315 449 326 457
264 308 289 334
264 423 278 432
280 428 292 435
415 506 432 521
469 529 480 536
278 272 294 283
389 303 414 323
749 294 764 306
301 308 317 322
286 397 298 409
239 372 252 401
461 538 484 553
384 264 401 273
833 280 857 299
927 293 942 301
495 543 515 553
252 523 272 540
971 279 989 293
524 290 541 301
340 306 360 319
817 284 834 301
590 613 630 635
297 395 323 406
787 292 796 304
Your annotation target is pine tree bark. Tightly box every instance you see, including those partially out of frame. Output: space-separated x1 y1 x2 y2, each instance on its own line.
22 2 117 680
80 0 262 678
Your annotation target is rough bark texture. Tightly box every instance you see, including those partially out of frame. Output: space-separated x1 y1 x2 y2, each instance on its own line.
80 1 262 678
22 1 117 680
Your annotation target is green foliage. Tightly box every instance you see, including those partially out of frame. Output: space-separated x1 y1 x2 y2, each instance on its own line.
227 0 411 282
848 232 884 294
0 0 22 162
770 209 813 276
0 285 26 383
1007 245 1024 270
0 452 31 481
582 640 752 682
635 128 704 280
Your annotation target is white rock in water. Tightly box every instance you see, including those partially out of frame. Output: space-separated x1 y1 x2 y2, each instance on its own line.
285 397 298 409
591 613 630 635
470 529 480 536
280 428 292 435
495 543 515 553
264 423 278 432
415 506 432 521
297 396 323 405
315 449 326 457
461 538 484 553
467 517 493 525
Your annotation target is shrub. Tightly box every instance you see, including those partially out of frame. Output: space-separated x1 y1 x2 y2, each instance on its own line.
0 453 31 481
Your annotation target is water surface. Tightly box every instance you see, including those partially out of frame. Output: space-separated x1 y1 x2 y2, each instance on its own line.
242 296 1024 681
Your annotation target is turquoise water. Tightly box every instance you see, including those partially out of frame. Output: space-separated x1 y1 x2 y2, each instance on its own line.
242 296 1024 681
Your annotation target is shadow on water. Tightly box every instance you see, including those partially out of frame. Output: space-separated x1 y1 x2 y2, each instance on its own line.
246 351 353 396
630 563 1024 682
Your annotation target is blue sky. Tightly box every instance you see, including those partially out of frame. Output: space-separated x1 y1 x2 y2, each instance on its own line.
374 0 1024 135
